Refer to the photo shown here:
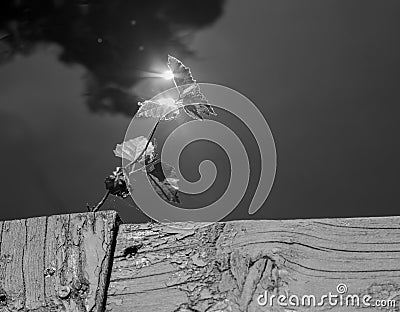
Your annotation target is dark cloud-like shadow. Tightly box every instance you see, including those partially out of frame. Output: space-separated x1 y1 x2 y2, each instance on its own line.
0 0 225 116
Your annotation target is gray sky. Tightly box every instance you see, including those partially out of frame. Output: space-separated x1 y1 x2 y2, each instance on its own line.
190 0 400 220
0 1 399 221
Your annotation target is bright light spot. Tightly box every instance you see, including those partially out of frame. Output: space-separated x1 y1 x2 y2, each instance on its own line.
158 97 175 106
161 70 174 80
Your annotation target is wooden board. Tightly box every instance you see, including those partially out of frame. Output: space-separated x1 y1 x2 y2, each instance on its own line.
106 217 400 312
0 210 120 312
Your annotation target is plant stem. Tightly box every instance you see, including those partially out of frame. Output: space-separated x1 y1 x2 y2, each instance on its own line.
123 91 189 173
130 158 161 174
89 77 186 214
148 172 170 201
91 190 110 212
123 119 161 170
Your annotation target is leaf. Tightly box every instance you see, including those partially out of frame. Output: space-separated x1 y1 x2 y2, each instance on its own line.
167 55 216 120
147 160 180 203
137 98 181 121
179 84 215 119
113 136 154 162
180 84 198 98
147 161 179 186
148 174 180 203
167 55 196 86
104 167 131 198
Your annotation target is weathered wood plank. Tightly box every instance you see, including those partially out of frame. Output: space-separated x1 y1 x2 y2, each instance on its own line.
0 211 120 312
106 217 400 312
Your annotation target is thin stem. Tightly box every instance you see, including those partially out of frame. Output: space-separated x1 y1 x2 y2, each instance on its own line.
123 119 161 171
89 77 184 214
91 190 110 212
123 78 193 172
130 158 161 174
123 91 190 173
123 101 188 175
148 173 169 201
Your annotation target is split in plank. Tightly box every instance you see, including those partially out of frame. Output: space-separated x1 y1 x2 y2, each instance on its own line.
107 217 400 312
0 210 120 312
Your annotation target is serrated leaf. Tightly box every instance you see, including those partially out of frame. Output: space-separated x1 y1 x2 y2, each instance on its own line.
147 160 180 203
167 55 195 86
148 174 180 203
180 83 216 120
146 160 179 186
137 98 180 121
167 55 216 120
113 136 154 162
182 103 204 120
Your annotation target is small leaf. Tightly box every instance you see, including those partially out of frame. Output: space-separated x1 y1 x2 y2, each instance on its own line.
105 167 131 198
167 55 195 86
167 55 216 120
113 136 154 162
137 98 180 121
148 174 180 203
147 160 180 203
179 83 216 120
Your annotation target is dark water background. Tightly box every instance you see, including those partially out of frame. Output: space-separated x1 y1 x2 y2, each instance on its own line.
1 0 399 222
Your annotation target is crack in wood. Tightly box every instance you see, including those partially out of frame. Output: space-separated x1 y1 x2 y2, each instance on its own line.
107 216 400 312
4 212 398 312
282 256 400 274
0 211 118 312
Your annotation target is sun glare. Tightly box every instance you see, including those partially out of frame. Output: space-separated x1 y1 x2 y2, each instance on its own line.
161 70 174 80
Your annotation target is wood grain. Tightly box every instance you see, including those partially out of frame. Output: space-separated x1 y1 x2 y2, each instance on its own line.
106 217 400 312
0 210 120 312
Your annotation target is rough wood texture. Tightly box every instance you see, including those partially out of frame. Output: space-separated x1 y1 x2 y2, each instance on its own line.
0 211 120 312
107 217 400 312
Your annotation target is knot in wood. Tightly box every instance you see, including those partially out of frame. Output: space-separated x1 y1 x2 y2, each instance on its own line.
58 285 71 299
271 247 280 254
0 288 7 305
43 267 56 277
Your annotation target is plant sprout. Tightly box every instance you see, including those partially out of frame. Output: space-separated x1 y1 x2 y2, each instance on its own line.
88 55 216 212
